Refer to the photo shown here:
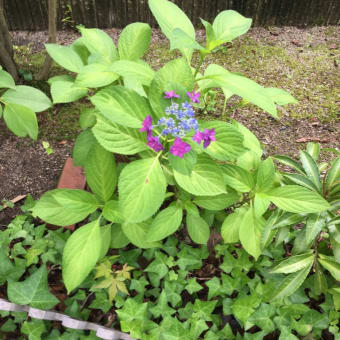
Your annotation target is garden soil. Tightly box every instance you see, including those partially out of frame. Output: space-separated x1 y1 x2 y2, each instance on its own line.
0 27 339 225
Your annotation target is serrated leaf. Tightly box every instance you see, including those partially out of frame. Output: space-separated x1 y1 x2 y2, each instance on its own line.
62 220 102 292
221 208 246 243
122 222 160 249
222 164 254 192
51 80 88 104
8 266 58 309
119 157 166 223
194 192 239 211
186 209 210 244
72 129 97 167
256 157 275 192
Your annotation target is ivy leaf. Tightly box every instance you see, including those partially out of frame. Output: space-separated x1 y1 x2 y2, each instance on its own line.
231 293 261 325
193 300 217 321
116 298 148 322
185 278 203 294
164 281 182 307
248 303 276 333
88 291 112 313
189 319 209 339
0 248 25 284
206 277 221 300
21 320 46 340
150 291 176 318
8 266 59 309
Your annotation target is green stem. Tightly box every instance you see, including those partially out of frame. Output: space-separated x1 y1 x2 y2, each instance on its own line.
194 54 205 79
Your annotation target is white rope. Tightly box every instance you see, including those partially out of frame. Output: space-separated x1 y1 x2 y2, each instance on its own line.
0 298 135 340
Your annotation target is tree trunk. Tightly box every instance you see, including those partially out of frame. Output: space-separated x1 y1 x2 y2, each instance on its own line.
0 0 18 81
36 0 57 80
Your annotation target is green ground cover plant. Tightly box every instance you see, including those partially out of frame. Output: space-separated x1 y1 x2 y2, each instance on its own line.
0 0 339 339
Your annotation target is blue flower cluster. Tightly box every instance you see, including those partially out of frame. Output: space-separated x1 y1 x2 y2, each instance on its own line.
156 102 199 138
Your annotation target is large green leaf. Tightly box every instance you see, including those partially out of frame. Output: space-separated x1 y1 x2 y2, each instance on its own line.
119 157 167 223
212 10 252 43
199 121 245 161
31 189 98 226
3 103 38 140
7 266 59 309
203 64 277 117
170 28 205 52
91 86 148 128
263 88 298 106
75 63 119 88
2 85 52 112
186 209 210 244
269 252 314 274
149 0 195 61
221 207 247 243
111 223 130 248
239 206 265 259
270 264 313 301
174 154 226 196
118 22 152 60
84 142 117 202
262 185 331 213
51 79 88 104
148 58 194 120
221 164 254 193
325 157 340 193
62 220 102 292
169 149 197 175
318 254 340 281
122 222 160 249
21 320 46 340
299 150 322 193
92 115 148 155
283 173 319 192
146 204 183 242
272 155 305 175
256 158 275 192
305 213 324 245
0 69 15 89
194 192 239 211
78 26 119 63
45 43 84 73
110 60 155 86
72 129 97 167
102 200 124 224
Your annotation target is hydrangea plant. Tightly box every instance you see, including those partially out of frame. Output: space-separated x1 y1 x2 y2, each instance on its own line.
29 0 339 309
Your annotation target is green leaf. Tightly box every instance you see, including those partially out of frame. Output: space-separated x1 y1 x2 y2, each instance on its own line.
51 79 87 104
269 252 314 274
256 158 275 192
119 157 167 223
170 27 205 52
169 149 197 175
45 43 84 73
239 206 265 259
21 320 46 340
212 10 252 43
146 204 183 242
206 277 221 299
200 121 245 161
221 207 247 243
32 189 98 226
231 293 260 325
148 58 194 120
3 103 38 140
0 69 15 89
325 157 340 193
194 192 239 211
314 262 328 295
118 22 152 60
248 303 276 333
62 220 102 292
92 114 148 155
200 19 216 50
79 108 97 129
270 264 312 300
78 26 118 63
185 278 203 294
150 291 176 318
110 223 130 248
72 129 97 167
99 225 111 259
283 173 319 192
102 200 124 224
91 86 147 128
318 255 340 281
75 64 119 88
110 60 155 86
305 213 324 245
8 266 59 309
262 185 331 213
272 155 305 175
263 88 298 105
2 85 52 112
0 248 25 284
203 64 277 117
84 142 117 202
122 222 160 249
174 154 226 196
149 0 195 62
222 164 254 192
186 209 210 244
299 150 322 192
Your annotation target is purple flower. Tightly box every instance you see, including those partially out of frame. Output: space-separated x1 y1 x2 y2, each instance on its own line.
186 90 200 103
140 115 153 133
193 129 216 148
147 135 164 152
164 91 180 99
170 137 191 158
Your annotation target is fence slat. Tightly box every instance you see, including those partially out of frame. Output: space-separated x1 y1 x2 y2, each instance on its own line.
4 0 340 31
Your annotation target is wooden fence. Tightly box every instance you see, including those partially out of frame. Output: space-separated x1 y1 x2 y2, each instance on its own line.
4 0 340 31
